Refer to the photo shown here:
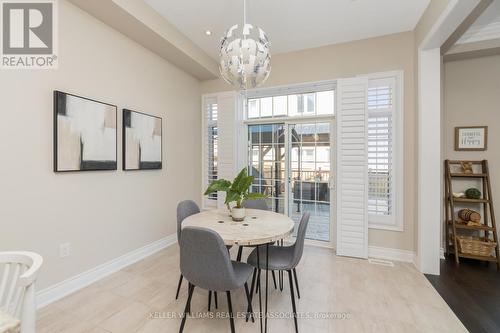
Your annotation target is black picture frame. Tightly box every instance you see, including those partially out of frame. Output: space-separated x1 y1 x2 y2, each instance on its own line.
122 109 163 171
53 91 118 172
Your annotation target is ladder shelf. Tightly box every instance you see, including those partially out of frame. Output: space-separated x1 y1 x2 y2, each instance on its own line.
444 159 500 268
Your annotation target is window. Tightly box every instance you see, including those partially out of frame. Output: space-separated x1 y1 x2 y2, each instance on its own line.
204 97 218 205
367 75 402 230
247 90 334 119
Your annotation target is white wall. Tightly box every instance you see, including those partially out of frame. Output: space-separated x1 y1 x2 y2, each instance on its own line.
0 0 201 290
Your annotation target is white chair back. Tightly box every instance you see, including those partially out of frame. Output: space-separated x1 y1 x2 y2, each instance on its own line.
0 252 43 333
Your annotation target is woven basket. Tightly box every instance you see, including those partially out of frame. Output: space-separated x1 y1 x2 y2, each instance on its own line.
457 235 496 257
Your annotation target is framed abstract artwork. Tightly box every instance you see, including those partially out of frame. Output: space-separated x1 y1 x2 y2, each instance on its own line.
122 109 162 170
455 126 488 151
54 91 117 172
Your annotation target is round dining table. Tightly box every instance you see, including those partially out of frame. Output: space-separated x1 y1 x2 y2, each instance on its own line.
182 208 295 333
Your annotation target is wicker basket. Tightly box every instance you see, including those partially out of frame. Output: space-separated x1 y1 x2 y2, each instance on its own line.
457 235 497 257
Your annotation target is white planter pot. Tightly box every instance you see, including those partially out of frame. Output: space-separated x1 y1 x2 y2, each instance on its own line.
231 207 246 222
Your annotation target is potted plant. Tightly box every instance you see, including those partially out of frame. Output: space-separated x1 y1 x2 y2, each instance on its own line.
204 168 267 221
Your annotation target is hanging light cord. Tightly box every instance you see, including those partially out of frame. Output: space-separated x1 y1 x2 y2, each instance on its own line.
243 0 247 26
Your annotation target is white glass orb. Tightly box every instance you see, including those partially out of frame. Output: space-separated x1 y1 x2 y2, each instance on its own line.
219 23 271 90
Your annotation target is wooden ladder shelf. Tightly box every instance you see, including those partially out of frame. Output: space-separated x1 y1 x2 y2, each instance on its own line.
445 160 500 268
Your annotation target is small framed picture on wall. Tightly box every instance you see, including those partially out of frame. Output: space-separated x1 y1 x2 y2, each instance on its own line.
455 126 488 151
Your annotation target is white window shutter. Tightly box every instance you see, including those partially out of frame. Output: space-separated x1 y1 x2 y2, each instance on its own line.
336 78 369 259
203 97 218 208
216 92 238 209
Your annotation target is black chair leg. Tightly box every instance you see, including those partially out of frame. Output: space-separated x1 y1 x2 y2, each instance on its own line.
226 291 236 333
288 270 298 333
179 283 194 333
256 269 261 294
279 240 284 292
175 274 183 300
208 290 212 311
247 268 257 322
272 271 277 289
293 268 300 299
236 246 243 261
214 291 218 309
244 282 255 323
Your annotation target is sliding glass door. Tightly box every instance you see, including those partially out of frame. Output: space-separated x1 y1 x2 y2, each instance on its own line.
248 121 334 243
288 122 332 242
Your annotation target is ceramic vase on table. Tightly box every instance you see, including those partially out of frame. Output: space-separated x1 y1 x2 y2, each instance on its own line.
231 207 246 222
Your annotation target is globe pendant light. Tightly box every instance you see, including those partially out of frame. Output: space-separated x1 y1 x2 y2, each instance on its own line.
219 0 271 90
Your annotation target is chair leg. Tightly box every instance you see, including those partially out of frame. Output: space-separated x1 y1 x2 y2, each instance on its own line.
214 291 218 309
293 268 300 299
208 290 212 311
272 271 277 289
179 283 194 333
250 268 257 297
226 291 236 333
256 269 261 294
244 282 255 323
247 268 257 322
175 274 183 300
279 240 284 292
287 270 298 333
237 246 243 262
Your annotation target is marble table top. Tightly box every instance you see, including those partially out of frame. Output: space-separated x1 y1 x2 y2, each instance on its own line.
182 209 295 246
0 311 20 333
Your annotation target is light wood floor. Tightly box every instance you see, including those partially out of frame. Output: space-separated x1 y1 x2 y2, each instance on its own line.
37 245 467 333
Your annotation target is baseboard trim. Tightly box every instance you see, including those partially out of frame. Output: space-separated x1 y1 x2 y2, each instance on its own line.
36 233 177 309
368 246 415 263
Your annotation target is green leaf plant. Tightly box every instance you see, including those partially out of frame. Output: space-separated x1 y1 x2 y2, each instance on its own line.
204 168 267 211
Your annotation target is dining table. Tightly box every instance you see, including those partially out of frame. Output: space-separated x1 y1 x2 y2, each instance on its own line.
182 208 295 333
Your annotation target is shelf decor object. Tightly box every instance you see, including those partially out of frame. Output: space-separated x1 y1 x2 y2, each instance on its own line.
54 91 117 172
122 109 162 170
458 209 481 223
219 0 271 90
444 160 500 268
455 126 487 151
460 161 473 174
465 188 482 200
457 236 497 258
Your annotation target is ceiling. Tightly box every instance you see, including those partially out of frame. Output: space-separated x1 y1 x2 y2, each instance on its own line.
457 0 500 44
144 0 430 60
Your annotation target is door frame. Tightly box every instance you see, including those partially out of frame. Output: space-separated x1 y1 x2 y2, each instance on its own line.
416 0 480 275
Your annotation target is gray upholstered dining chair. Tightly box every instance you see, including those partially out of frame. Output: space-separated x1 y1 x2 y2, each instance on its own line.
246 212 310 333
242 198 268 210
175 200 200 300
239 199 278 290
179 227 254 333
176 200 223 310
237 199 269 261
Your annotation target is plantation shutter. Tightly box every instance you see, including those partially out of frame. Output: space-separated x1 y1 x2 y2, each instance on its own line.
216 92 238 209
203 97 218 207
336 77 369 259
367 78 396 226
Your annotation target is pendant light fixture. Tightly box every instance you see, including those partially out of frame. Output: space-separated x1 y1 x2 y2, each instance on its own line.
219 0 271 90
